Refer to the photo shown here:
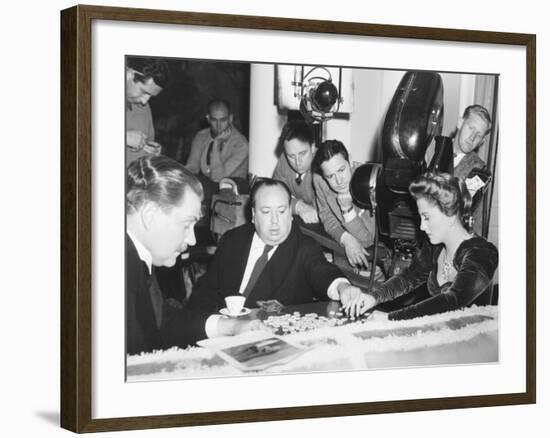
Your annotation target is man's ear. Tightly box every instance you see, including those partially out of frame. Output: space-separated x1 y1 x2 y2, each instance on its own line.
206 114 211 124
457 117 464 130
140 201 157 231
251 209 255 224
229 114 234 125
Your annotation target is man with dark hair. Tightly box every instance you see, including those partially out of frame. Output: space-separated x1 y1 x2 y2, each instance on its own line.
272 120 319 224
126 156 259 354
186 178 364 337
186 98 249 184
126 57 170 165
312 140 375 269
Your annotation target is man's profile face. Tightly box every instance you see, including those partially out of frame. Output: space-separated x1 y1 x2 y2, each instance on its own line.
207 105 232 138
252 185 292 246
284 138 314 175
126 73 163 106
146 189 202 267
456 113 491 154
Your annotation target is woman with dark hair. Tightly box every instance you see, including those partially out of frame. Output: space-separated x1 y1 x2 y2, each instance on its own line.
312 140 375 269
344 172 498 320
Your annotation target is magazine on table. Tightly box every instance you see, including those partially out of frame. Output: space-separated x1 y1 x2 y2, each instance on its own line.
197 332 308 371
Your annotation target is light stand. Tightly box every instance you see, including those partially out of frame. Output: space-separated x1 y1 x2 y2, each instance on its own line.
350 163 383 292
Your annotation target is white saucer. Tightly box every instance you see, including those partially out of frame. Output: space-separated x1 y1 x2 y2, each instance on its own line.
220 307 251 317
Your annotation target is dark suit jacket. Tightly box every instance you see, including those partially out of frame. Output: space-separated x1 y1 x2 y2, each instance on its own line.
126 234 207 355
186 223 344 314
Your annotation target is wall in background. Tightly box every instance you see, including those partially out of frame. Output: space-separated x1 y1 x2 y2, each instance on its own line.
250 67 477 174
148 58 250 163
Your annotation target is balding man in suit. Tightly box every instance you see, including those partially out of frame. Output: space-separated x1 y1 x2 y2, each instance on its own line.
186 179 364 338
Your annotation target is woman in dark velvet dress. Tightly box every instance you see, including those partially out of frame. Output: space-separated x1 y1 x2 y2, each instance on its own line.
344 172 498 320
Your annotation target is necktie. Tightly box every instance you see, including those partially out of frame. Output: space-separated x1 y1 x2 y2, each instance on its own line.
296 173 303 185
206 141 214 166
243 244 274 297
149 268 163 329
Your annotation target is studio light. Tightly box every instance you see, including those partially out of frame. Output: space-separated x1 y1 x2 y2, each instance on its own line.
292 66 343 123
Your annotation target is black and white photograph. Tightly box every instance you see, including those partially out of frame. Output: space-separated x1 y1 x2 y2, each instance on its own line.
52 2 539 434
124 56 500 381
3 0 546 435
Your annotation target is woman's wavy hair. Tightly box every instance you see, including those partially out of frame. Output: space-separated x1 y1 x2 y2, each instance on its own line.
126 156 203 214
409 172 473 229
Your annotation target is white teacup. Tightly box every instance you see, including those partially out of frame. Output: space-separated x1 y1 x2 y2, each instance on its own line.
225 295 246 316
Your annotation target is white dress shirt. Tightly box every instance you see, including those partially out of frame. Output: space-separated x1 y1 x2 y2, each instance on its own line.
127 230 152 275
237 233 278 294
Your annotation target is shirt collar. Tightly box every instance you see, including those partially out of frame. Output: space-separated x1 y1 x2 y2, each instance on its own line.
127 230 153 275
251 232 278 254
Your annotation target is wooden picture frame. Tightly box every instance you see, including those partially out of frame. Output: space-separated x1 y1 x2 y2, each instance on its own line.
60 4 536 433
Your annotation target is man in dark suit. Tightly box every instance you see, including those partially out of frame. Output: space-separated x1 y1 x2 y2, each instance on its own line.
452 105 493 231
126 156 258 355
126 234 206 354
186 179 364 337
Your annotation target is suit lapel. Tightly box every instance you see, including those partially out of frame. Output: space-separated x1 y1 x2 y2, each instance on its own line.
126 234 159 345
233 225 255 293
